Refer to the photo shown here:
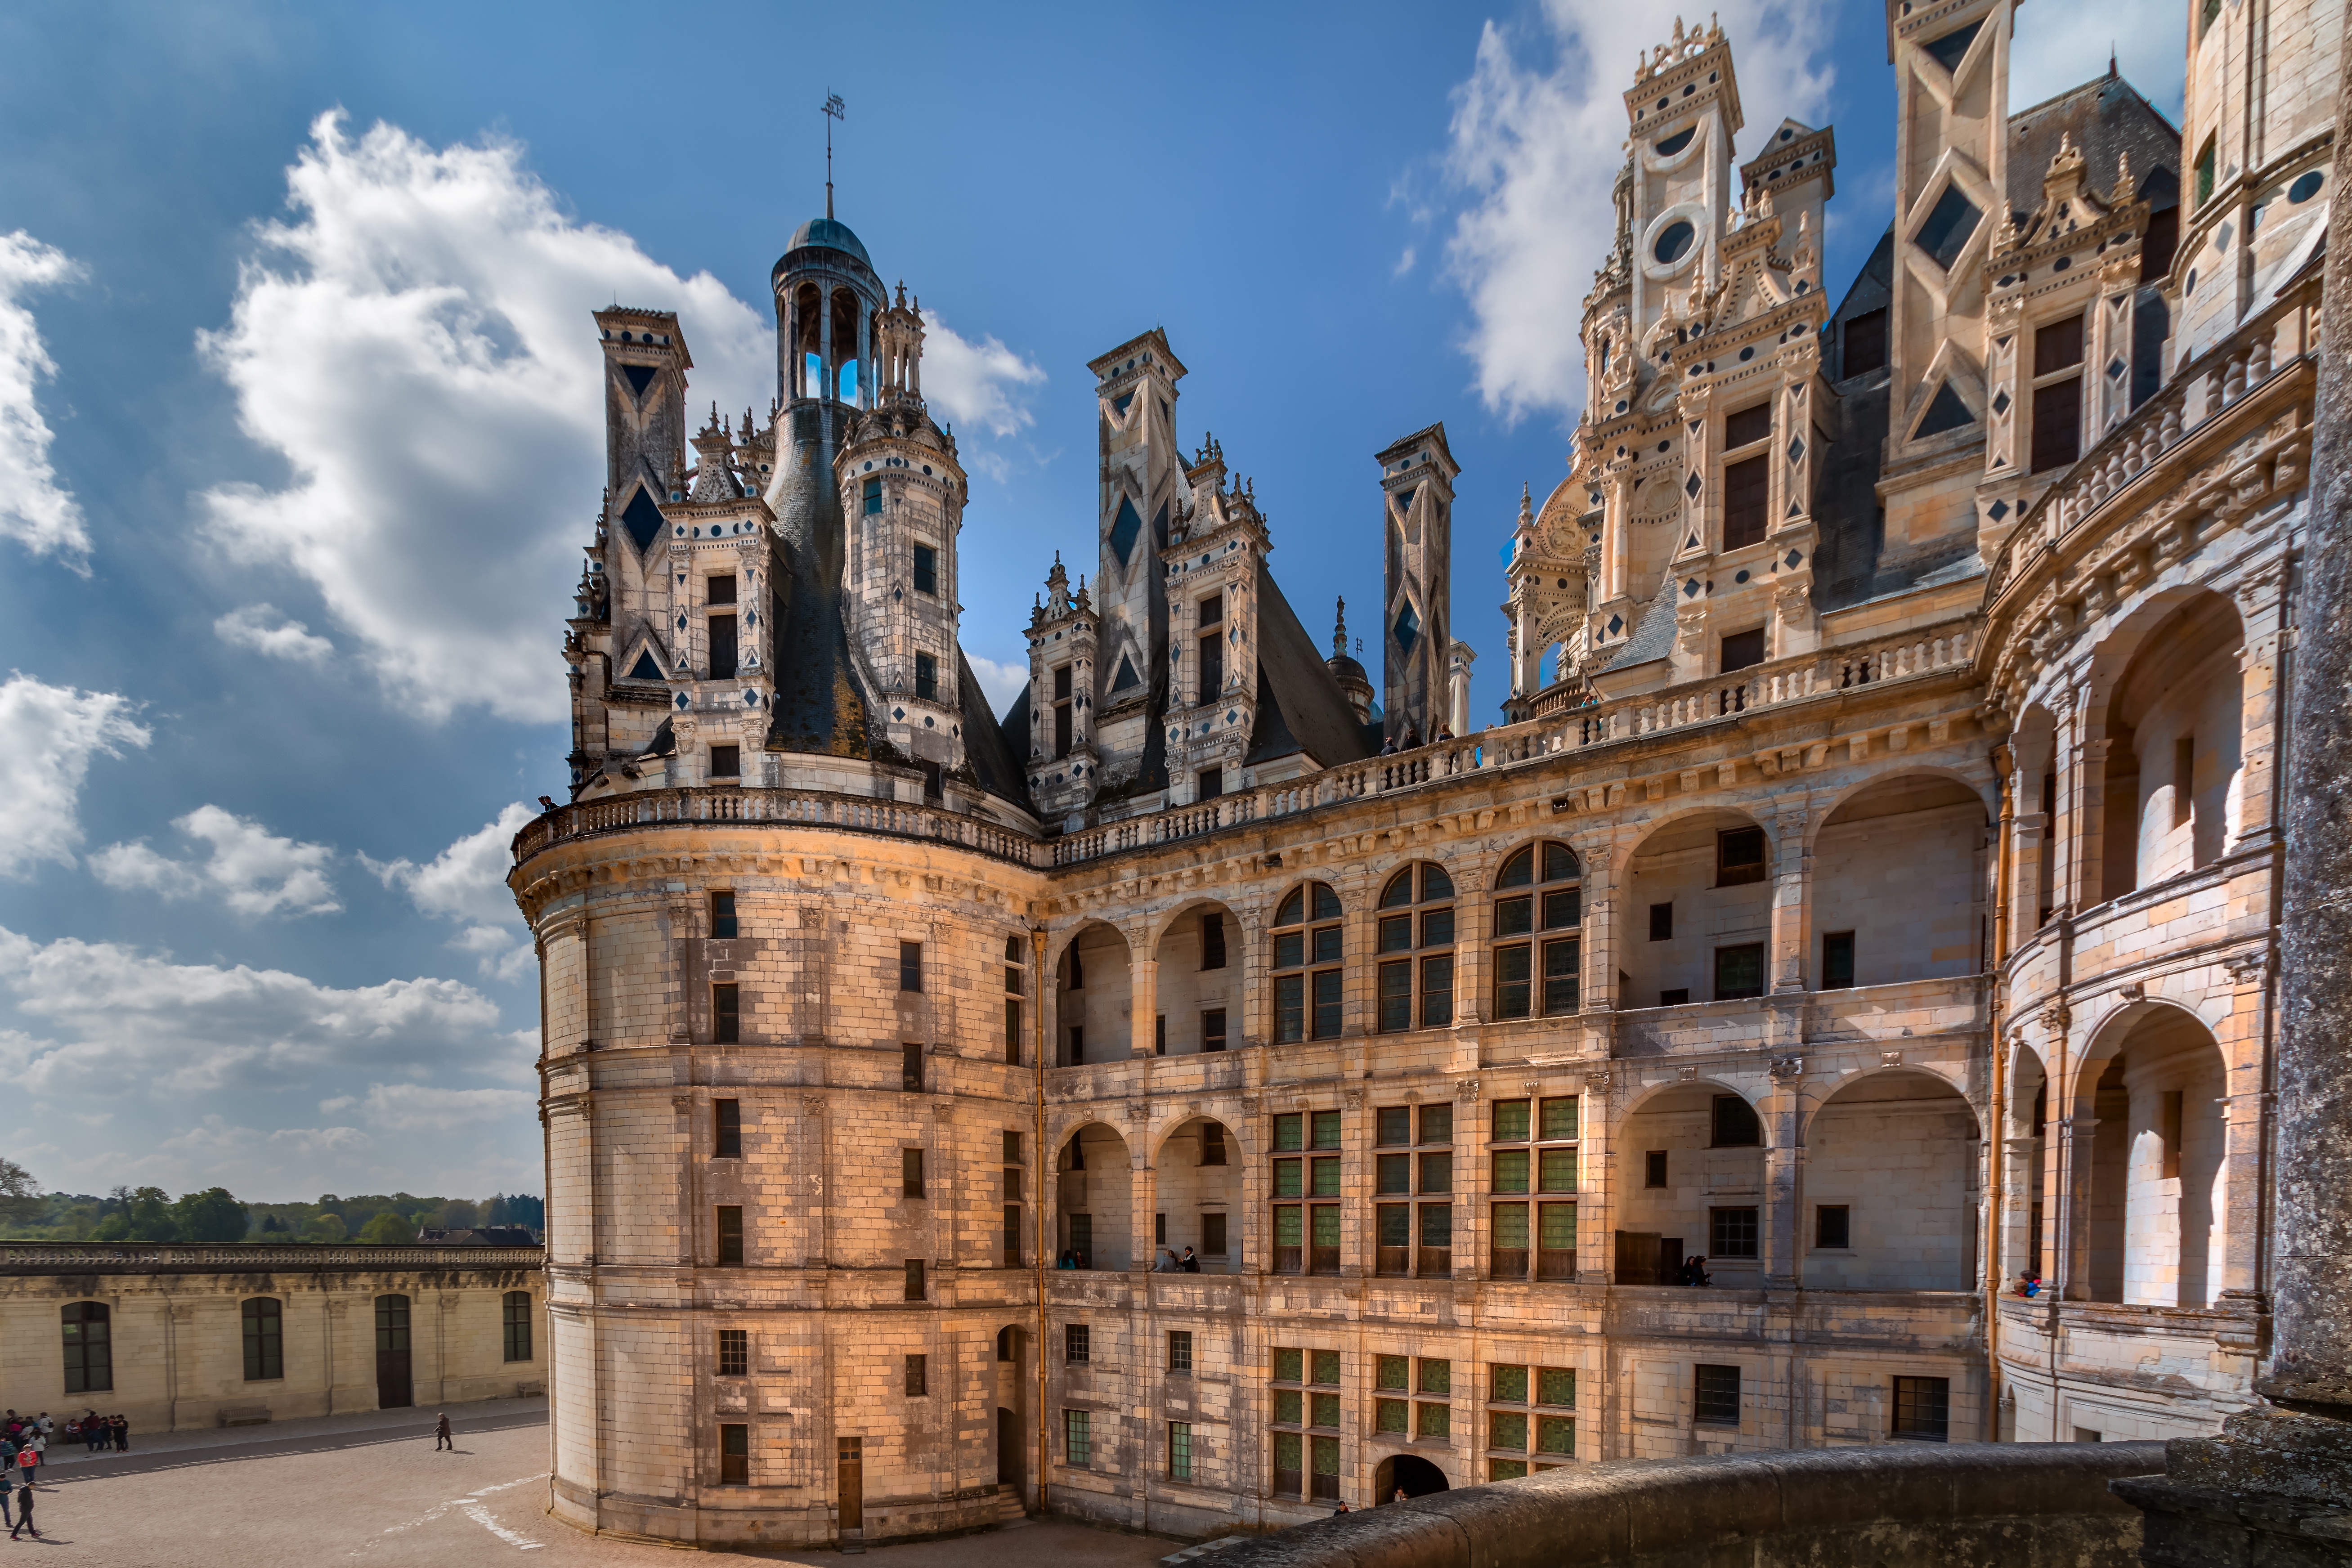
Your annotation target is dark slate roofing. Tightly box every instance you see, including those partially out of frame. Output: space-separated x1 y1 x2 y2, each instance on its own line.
1245 563 1377 769
1600 574 1681 672
958 651 1032 812
2006 72 2182 220
764 403 875 757
785 216 873 267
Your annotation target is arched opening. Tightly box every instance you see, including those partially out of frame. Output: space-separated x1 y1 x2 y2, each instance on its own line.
2009 1047 2051 1287
1056 1124 1132 1270
1803 1070 1980 1289
1613 1080 1765 1284
1623 811 1772 1008
1154 1117 1238 1271
1490 843 1581 1020
1811 775 1988 988
1373 1452 1452 1501
992 1325 1029 1497
2098 591 2244 902
1153 903 1241 1056
2073 1005 2228 1306
791 281 822 400
1056 923 1133 1066
1376 863 1458 1032
829 287 865 403
2010 705 2059 931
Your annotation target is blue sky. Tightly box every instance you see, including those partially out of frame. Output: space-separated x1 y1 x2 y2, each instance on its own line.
0 0 2180 1201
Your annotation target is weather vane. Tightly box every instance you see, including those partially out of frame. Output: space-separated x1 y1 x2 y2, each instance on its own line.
823 93 845 220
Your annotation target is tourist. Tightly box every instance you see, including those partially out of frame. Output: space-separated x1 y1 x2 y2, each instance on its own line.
0 1449 13 1533
1379 736 1397 756
1153 1248 1179 1272
9 1471 33 1540
1180 1246 1199 1273
1334 1501 1349 1514
1392 1487 1407 1504
2018 1272 2042 1299
112 1414 128 1452
1057 1249 1078 1270
435 1412 454 1452
81 1411 99 1453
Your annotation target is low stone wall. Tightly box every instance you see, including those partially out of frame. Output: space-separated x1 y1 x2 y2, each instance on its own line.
1206 1442 2166 1568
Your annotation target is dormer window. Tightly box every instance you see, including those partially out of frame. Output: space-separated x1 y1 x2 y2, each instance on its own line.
1053 665 1074 758
2030 312 2086 473
1197 594 1224 702
1721 402 1772 551
707 574 736 606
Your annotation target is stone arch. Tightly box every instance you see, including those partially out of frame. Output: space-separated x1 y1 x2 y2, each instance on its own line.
2086 589 2246 904
2006 1039 2054 1285
1152 1115 1241 1271
2007 703 2061 930
1800 1067 1981 1290
2066 999 2229 1306
1151 900 1242 1057
1613 1076 1768 1284
1054 1120 1133 1271
1052 920 1133 1067
990 1323 1031 1496
1809 771 1990 990
1373 1451 1452 1501
1621 806 1776 1009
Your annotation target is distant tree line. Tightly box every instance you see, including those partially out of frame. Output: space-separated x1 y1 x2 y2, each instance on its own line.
0 1158 542 1244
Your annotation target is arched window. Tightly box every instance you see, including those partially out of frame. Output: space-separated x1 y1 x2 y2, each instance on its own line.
1493 842 1582 1020
1376 864 1456 1032
242 1297 284 1381
1271 883 1344 1042
502 1291 534 1363
63 1301 111 1394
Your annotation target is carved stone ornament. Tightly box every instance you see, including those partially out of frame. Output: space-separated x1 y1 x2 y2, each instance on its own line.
2040 999 2073 1035
1584 1069 1613 1091
802 1095 825 1116
2118 981 2146 1002
1677 1066 1699 1082
1343 1088 1366 1109
2223 950 2269 986
1240 1095 1260 1116
1882 1050 1904 1068
1769 1056 1804 1082
1455 1078 1482 1101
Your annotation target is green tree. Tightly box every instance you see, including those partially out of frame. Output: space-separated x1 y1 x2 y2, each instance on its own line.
357 1210 416 1245
303 1212 348 1244
0 1157 39 1223
173 1187 248 1243
91 1187 179 1242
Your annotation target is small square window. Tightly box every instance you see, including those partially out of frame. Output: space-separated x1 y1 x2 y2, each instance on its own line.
1816 1205 1851 1250
708 744 740 778
1417 1359 1451 1395
1720 627 1766 672
1711 1095 1762 1148
1715 942 1765 1001
1416 1401 1450 1438
1169 1331 1193 1373
1066 1324 1090 1363
1273 1347 1304 1383
1538 1367 1576 1407
1694 1363 1742 1427
1644 1150 1669 1188
1311 1349 1341 1386
1710 1206 1760 1259
707 573 738 606
1490 1364 1528 1403
1892 1375 1950 1442
1375 1355 1409 1391
1649 901 1673 941
1716 826 1767 886
717 1328 748 1377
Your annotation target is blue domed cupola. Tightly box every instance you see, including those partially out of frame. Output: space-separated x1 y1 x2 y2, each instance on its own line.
774 217 884 415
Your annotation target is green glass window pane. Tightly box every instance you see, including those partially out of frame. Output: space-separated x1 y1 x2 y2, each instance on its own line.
1493 1100 1531 1142
1420 1204 1451 1246
1274 1347 1303 1383
1311 1393 1341 1428
1376 1398 1409 1433
1419 1104 1452 1145
1310 1111 1342 1149
1275 1389 1303 1424
1538 1149 1577 1192
1273 932 1304 970
1418 1152 1452 1193
1312 884 1342 922
1489 1458 1528 1481
1312 927 1343 965
1274 1206 1304 1245
1377 1153 1411 1194
1496 896 1533 936
1311 1157 1341 1196
1311 1206 1340 1245
1539 1203 1577 1247
1542 842 1577 883
1378 1204 1411 1245
1377 1355 1410 1390
1490 1411 1528 1450
1542 887 1582 930
1378 961 1413 1031
1419 1360 1452 1395
1379 915 1413 954
1539 1097 1578 1141
1492 1203 1528 1247
1312 1435 1340 1475
1274 1114 1304 1151
1421 908 1455 948
1491 1364 1528 1403
1416 1402 1450 1438
1539 1368 1576 1407
1274 1159 1303 1197
1311 969 1342 1037
1312 1349 1340 1385
1376 1107 1411 1146
1275 1431 1303 1468
1421 864 1455 902
1420 954 1454 1027
1493 1149 1530 1193
1537 1416 1575 1455
1275 974 1304 1042
1380 872 1415 910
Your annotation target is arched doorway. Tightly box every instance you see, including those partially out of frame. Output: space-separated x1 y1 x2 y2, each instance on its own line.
1373 1452 1450 1501
2072 1004 2228 1305
1057 1124 1132 1270
992 1325 1027 1498
1056 923 1133 1066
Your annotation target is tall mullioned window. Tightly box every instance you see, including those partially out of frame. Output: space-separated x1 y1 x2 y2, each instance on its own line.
1004 934 1026 1065
1486 1363 1576 1478
1372 1102 1453 1278
502 1292 533 1363
1272 1347 1341 1501
1489 1095 1579 1280
1272 1110 1342 1276
1271 883 1344 1042
1376 863 1456 1032
1493 842 1582 1019
242 1297 283 1381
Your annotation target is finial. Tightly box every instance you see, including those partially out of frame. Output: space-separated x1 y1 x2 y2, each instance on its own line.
821 92 846 220
2115 150 2132 198
1332 595 1348 658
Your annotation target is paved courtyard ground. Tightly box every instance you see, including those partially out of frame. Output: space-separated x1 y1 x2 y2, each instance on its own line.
28 1398 1183 1568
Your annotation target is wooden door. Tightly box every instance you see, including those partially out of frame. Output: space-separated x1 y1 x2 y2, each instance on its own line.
375 1295 412 1409
837 1437 863 1532
1613 1231 1659 1285
996 1407 1019 1485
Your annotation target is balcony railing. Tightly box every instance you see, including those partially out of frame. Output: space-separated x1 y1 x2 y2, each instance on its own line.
514 786 1040 869
0 1241 545 1272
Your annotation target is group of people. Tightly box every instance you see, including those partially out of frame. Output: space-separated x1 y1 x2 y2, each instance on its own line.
63 1412 128 1452
1376 724 1458 757
1150 1248 1203 1272
1676 1255 1712 1287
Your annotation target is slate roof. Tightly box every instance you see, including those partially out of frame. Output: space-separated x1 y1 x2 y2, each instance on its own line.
1247 564 1379 768
2006 72 2182 222
959 652 1031 809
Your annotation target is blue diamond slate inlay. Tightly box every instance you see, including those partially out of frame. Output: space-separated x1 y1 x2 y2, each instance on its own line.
1109 496 1144 565
1685 472 1703 498
1988 499 2010 521
620 488 667 551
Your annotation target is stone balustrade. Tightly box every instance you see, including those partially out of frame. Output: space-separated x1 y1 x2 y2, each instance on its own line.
0 1241 545 1274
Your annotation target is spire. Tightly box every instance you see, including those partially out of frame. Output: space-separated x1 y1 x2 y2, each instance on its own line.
1332 596 1349 659
821 93 845 220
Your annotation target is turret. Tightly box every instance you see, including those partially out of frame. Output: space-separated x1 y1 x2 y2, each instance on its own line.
1376 424 1457 745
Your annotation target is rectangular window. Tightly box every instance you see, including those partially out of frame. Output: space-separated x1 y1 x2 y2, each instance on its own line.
1200 631 1224 700
902 1147 925 1199
905 1354 928 1396
902 1042 924 1092
2031 372 2083 473
1816 1205 1851 1250
1492 1098 1531 1142
1421 953 1454 1027
1724 402 1772 450
1539 1367 1575 1407
862 476 883 515
242 1297 283 1381
1066 1324 1090 1363
1720 627 1766 673
1311 969 1342 1039
1493 1148 1530 1194
1201 912 1226 970
1202 1008 1227 1053
1537 1202 1577 1280
1203 1211 1227 1256
1715 943 1765 1001
1311 1349 1340 1386
718 1328 748 1377
2194 133 2216 207
1378 959 1412 1032
1005 997 1022 1064
913 542 937 595
715 1099 741 1158
1710 1206 1760 1259
1169 1421 1194 1481
1722 454 1770 551
903 1259 926 1300
899 940 923 992
1540 1097 1577 1141
1821 930 1855 990
1419 1103 1452 1145
1274 1203 1304 1273
2163 1089 2186 1178
719 1423 749 1485
1275 1347 1304 1383
1841 307 1888 379
1417 1203 1451 1276
1375 1399 1408 1434
1273 1431 1303 1497
1201 1124 1227 1165
1376 1354 1408 1391
1537 1148 1576 1192
1004 1130 1023 1165
1377 1153 1410 1194
708 615 737 680
1650 901 1673 941
914 651 938 701
1156 1015 1167 1056
1495 943 1532 1019
1659 988 1690 1007
1645 1150 1669 1188
501 1291 533 1363
1492 1201 1528 1279
1003 1204 1021 1267
1274 1113 1304 1151
1378 1203 1411 1275
1491 1410 1528 1450
1417 1360 1450 1396
707 573 737 606
1892 1376 1951 1442
1275 974 1305 1043
1166 1330 1193 1373
1716 826 1767 886
1311 1111 1343 1149
1537 1415 1575 1456
1541 939 1580 1015
1694 1364 1742 1427
1376 1107 1411 1146
1311 1435 1340 1501
1066 1026 1084 1066
2174 737 2196 829
716 1206 744 1265
712 982 740 1044
1416 1402 1450 1439
1712 1094 1763 1147
1417 1151 1452 1194
708 743 740 778
1496 895 1533 936
711 890 738 940
1311 1204 1342 1275
1065 1410 1091 1468
1538 891 1577 931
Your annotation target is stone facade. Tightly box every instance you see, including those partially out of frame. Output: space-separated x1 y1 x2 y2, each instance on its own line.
0 1243 545 1432
516 0 2341 1550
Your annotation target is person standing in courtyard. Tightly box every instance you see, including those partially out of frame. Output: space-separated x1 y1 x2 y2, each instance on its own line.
435 1412 453 1451
9 1472 33 1540
111 1413 127 1452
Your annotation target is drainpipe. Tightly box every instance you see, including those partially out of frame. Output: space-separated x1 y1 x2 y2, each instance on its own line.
1985 749 2015 1442
1033 927 1049 1517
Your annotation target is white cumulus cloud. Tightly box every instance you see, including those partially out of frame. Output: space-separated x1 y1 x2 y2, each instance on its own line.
215 602 335 663
332 1082 535 1131
364 800 536 977
2011 2 2187 121
966 654 1029 716
1437 0 1836 425
919 311 1047 440
0 672 149 878
0 232 90 566
92 803 340 917
197 112 772 725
